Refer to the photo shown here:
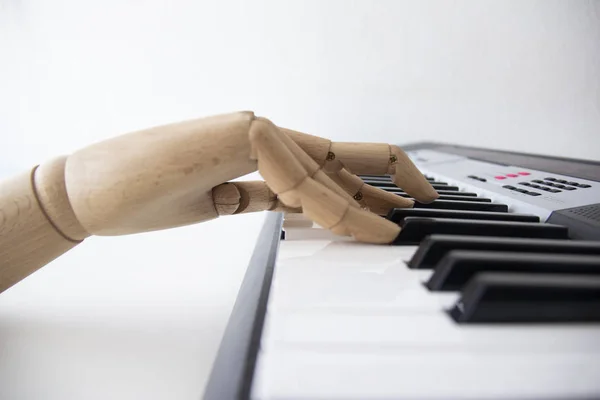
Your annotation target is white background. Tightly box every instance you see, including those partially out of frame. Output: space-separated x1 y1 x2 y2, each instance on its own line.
1 1 599 399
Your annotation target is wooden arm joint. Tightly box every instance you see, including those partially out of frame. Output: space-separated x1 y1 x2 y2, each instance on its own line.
33 157 90 242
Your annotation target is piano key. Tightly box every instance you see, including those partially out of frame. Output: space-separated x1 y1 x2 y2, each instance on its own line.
262 309 600 350
424 181 449 186
265 243 600 350
428 184 458 191
266 240 451 315
449 272 600 323
409 235 600 269
358 175 392 182
429 195 490 202
252 349 600 400
363 180 460 191
254 237 600 400
360 180 398 188
268 263 453 313
394 193 492 202
382 188 479 197
426 251 600 291
413 199 509 212
387 208 540 224
393 217 569 245
366 179 449 185
358 174 392 178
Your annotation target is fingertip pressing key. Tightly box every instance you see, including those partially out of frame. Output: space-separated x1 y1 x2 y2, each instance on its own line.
360 183 414 214
389 145 439 203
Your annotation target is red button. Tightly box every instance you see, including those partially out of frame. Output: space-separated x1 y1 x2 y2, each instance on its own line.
495 176 506 180
518 172 531 176
506 173 519 178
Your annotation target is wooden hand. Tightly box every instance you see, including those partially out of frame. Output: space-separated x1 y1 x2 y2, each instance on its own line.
0 111 437 292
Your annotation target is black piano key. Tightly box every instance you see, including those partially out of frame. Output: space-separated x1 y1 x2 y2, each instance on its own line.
387 208 539 224
361 180 398 188
409 235 600 269
432 195 490 202
413 200 509 212
383 188 479 197
363 180 459 191
429 184 459 191
424 181 449 186
394 193 492 202
392 218 569 245
359 175 392 181
366 182 459 191
449 272 600 323
426 251 600 291
358 174 392 178
374 179 448 185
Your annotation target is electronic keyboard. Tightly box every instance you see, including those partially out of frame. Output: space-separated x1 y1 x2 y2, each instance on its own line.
203 142 600 400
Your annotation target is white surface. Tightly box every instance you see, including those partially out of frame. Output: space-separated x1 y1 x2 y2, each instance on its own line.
1 1 600 399
253 232 600 400
408 150 600 222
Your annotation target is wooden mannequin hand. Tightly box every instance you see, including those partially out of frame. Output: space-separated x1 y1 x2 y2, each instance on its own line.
0 111 437 292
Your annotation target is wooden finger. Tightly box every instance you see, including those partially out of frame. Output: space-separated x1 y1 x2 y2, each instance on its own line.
359 184 414 215
389 145 438 203
278 126 436 204
295 178 400 243
339 205 401 244
249 119 308 208
294 178 351 231
329 142 391 175
325 168 414 213
254 118 359 208
212 181 302 216
278 127 331 167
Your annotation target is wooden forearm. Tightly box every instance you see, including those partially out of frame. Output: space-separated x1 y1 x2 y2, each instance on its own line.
0 157 89 293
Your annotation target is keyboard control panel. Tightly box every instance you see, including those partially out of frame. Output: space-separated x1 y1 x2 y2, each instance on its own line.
407 150 600 221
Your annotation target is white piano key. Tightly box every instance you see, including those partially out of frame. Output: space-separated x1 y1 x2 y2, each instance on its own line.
265 238 600 352
251 349 600 400
256 216 600 400
268 284 457 313
276 238 419 264
261 310 600 352
269 240 444 311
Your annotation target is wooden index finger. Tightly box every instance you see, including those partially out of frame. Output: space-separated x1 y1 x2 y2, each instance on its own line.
389 145 438 203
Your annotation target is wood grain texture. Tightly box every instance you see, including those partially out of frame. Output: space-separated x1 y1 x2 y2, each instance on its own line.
249 118 308 208
212 181 302 216
389 145 438 202
34 156 89 241
329 142 391 175
250 120 401 243
211 182 242 215
280 127 331 167
64 111 258 235
294 178 351 231
282 212 314 228
0 168 81 293
0 111 434 292
269 121 359 207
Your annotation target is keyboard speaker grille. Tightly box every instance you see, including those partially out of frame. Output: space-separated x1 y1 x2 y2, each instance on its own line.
547 203 600 240
566 204 600 223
